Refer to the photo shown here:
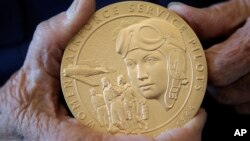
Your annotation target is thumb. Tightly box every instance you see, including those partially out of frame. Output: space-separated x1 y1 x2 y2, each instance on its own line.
23 0 95 77
155 108 207 141
168 0 250 39
183 108 207 132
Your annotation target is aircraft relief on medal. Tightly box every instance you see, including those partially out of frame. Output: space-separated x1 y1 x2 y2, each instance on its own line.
62 60 115 87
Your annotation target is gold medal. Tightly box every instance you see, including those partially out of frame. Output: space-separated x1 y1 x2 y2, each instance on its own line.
60 1 207 136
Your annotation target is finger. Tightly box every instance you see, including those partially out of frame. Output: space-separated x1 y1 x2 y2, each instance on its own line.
23 0 95 78
208 73 250 105
155 108 207 141
104 135 153 141
168 0 250 39
233 101 250 114
45 117 153 141
47 116 153 141
205 18 250 86
183 108 207 132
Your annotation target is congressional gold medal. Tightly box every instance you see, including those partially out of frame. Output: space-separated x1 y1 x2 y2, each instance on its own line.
60 1 207 136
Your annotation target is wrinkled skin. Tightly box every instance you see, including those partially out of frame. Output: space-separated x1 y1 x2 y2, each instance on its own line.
169 0 250 114
0 0 206 140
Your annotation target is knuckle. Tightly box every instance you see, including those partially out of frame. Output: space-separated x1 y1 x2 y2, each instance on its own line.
207 65 224 86
231 23 249 66
206 57 228 86
34 20 56 45
35 21 51 36
32 21 52 47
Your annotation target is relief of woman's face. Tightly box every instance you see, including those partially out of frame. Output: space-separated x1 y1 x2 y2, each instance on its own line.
124 49 168 99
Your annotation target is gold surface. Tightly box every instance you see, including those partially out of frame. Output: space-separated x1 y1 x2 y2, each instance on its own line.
60 1 207 136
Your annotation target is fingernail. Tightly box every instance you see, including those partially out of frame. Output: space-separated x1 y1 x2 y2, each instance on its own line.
168 2 184 8
66 0 80 19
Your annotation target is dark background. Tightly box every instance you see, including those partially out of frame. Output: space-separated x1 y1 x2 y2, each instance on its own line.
0 0 249 140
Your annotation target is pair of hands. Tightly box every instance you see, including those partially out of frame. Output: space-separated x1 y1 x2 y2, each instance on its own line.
0 0 249 140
